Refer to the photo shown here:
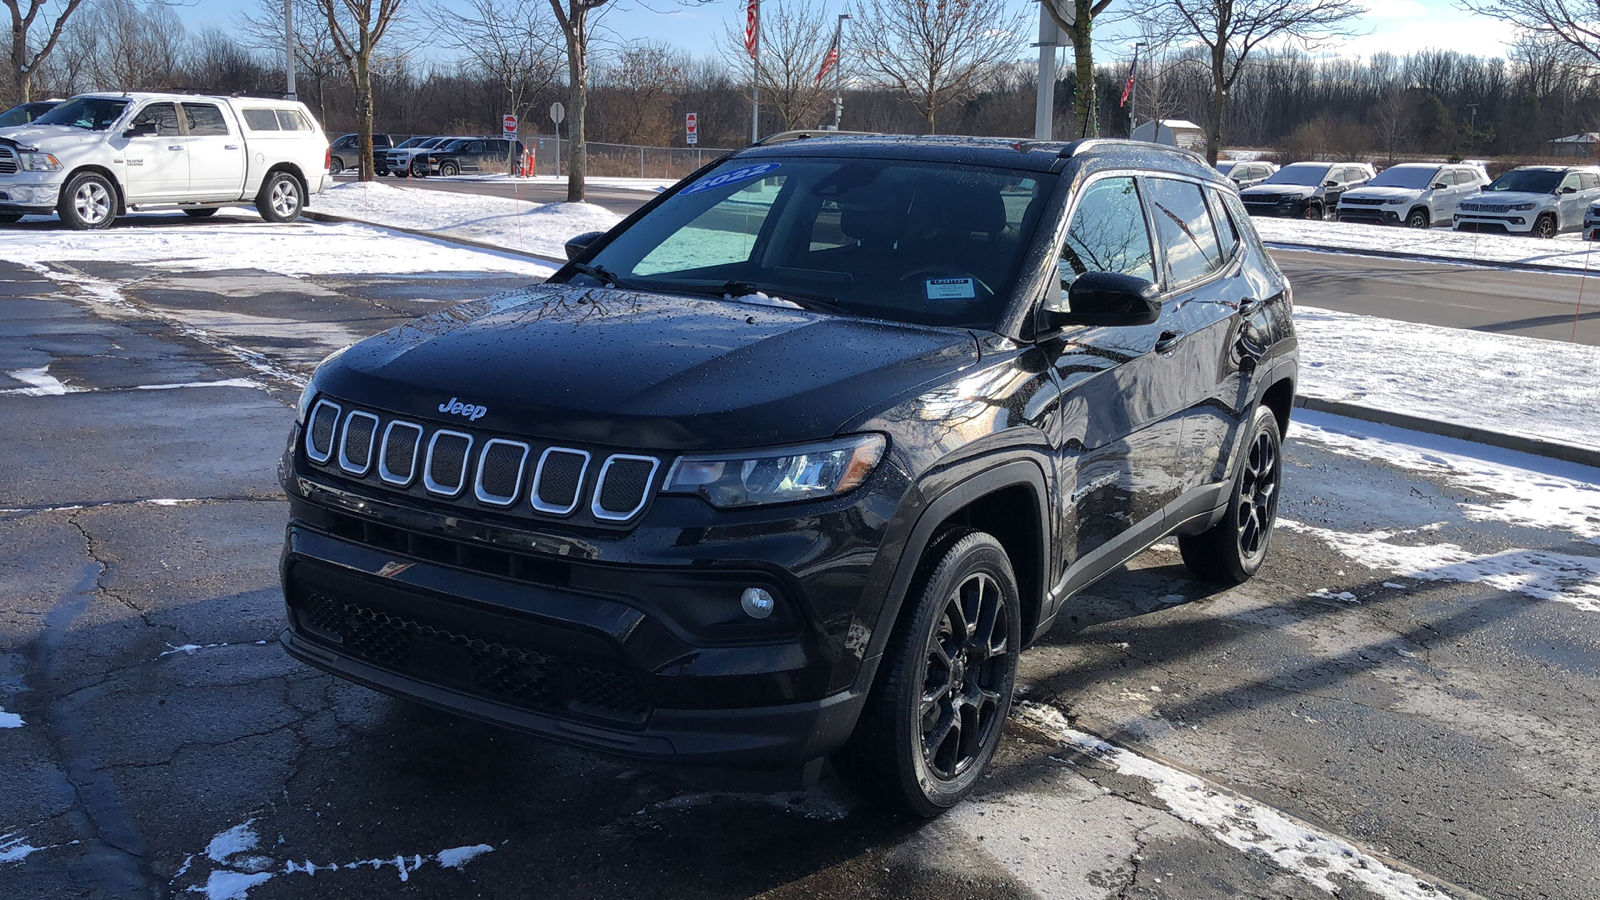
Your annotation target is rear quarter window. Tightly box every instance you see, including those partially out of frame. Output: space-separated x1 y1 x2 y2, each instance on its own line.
241 109 280 131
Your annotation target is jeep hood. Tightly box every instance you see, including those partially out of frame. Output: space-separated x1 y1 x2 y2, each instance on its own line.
1468 191 1549 205
315 284 980 451
1243 184 1314 198
1341 186 1421 201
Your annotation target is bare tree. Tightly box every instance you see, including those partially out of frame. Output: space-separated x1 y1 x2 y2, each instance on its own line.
318 0 408 181
3 0 85 103
77 0 186 92
1371 86 1411 163
1127 0 1362 164
1461 0 1600 73
239 0 344 125
594 40 686 144
547 0 611 201
720 0 831 131
1043 0 1115 137
435 0 562 149
851 0 1025 133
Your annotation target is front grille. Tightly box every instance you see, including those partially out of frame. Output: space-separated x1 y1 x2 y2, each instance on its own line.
1460 202 1510 214
474 439 528 506
424 430 473 496
593 455 659 521
1342 197 1385 206
306 400 341 463
380 421 422 485
1243 194 1284 204
533 448 589 514
339 412 378 475
293 591 649 722
0 148 16 176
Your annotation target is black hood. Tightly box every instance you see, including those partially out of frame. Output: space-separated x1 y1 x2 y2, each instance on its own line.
1242 183 1314 198
316 284 979 451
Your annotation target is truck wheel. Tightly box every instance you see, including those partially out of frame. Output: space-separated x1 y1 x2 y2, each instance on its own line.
835 528 1020 817
393 169 410 178
256 171 304 223
329 156 344 176
1533 213 1557 239
410 158 428 177
184 208 219 219
439 161 459 177
0 213 21 224
1405 208 1430 229
1179 404 1283 584
58 172 118 230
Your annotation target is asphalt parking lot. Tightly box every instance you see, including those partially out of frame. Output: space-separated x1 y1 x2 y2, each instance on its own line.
2 219 1597 900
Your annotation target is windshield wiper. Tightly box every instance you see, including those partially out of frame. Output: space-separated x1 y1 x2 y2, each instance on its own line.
721 280 844 312
568 262 634 289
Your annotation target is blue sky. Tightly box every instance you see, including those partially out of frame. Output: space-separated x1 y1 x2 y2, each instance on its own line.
182 0 1510 66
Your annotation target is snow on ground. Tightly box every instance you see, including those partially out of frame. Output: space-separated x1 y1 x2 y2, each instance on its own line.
1 833 44 864
0 707 22 728
1294 305 1600 449
316 180 622 260
1 217 553 279
1015 704 1454 900
1256 216 1599 271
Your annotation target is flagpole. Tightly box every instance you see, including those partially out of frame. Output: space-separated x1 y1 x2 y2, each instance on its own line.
749 0 761 144
1129 43 1144 137
833 14 850 129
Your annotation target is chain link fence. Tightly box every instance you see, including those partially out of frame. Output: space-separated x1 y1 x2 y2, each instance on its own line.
525 138 734 180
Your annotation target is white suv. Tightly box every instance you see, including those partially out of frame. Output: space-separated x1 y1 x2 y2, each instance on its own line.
1454 165 1600 238
0 92 330 229
1336 163 1489 228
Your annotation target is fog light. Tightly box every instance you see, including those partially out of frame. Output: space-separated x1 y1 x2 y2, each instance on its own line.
741 587 775 619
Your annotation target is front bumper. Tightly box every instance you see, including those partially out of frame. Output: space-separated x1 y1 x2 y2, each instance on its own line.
1453 213 1534 234
1337 206 1402 224
1242 197 1309 217
1584 218 1600 241
0 180 60 212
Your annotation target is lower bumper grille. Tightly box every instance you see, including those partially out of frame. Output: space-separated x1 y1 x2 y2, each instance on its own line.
296 591 650 723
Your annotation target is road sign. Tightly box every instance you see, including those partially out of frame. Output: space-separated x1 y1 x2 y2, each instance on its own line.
502 114 517 137
686 112 698 145
549 102 565 125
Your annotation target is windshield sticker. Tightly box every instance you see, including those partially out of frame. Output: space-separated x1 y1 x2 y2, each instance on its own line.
925 277 976 300
680 162 782 196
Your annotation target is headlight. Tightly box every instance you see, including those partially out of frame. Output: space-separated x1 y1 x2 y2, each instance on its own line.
1510 202 1536 211
20 152 61 172
663 434 887 508
1384 198 1407 205
295 381 317 424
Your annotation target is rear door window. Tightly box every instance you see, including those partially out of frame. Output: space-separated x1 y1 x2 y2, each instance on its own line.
1144 178 1224 288
182 103 230 136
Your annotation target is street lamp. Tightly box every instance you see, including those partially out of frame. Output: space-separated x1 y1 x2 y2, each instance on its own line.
1467 102 1479 155
1129 42 1146 138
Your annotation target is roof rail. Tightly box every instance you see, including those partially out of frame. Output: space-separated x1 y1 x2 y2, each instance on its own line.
1058 138 1207 164
753 129 879 146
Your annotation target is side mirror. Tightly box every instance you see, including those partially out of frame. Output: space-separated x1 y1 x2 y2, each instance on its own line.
564 230 606 262
1324 180 1339 187
1432 183 1448 190
1043 272 1161 330
1561 186 1578 194
123 122 157 138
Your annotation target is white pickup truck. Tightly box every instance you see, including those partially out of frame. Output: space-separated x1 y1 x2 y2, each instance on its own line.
0 92 331 229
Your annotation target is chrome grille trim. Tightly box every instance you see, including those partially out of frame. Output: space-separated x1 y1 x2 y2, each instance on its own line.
590 454 659 522
378 420 423 486
423 429 474 497
0 147 16 175
530 447 591 515
337 411 379 475
305 399 342 464
473 438 530 507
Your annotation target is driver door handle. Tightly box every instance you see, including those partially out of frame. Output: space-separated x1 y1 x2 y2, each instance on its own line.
1155 330 1185 353
168 145 183 151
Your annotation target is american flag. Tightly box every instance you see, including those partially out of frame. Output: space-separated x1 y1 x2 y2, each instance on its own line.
815 33 839 85
1119 55 1138 107
745 0 760 59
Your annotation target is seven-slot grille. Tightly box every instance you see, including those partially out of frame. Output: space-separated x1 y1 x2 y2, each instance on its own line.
0 147 16 176
1459 201 1510 214
1341 197 1385 206
302 398 660 525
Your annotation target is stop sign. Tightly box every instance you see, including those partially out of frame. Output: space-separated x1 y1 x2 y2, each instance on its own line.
686 112 698 145
502 114 518 136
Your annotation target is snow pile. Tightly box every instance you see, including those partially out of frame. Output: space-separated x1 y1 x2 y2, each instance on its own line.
1295 305 1600 449
317 180 622 260
1257 216 1599 271
1 833 44 864
0 708 21 728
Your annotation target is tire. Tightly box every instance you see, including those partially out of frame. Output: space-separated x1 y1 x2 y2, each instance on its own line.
1179 405 1284 584
1405 208 1430 229
836 528 1021 817
410 158 428 178
183 208 219 219
329 156 344 176
255 171 304 223
393 169 410 178
0 213 21 224
439 161 459 177
57 171 117 230
1302 203 1323 220
1533 213 1557 239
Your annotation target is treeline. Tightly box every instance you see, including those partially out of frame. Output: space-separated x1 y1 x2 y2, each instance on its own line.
6 0 1598 160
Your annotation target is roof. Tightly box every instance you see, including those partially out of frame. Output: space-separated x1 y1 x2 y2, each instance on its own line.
72 91 303 107
1158 120 1203 131
1550 133 1600 143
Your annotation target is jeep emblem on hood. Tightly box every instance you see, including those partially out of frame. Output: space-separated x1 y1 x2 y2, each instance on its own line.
438 397 487 421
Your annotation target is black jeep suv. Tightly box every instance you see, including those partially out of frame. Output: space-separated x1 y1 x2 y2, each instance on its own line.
279 135 1297 815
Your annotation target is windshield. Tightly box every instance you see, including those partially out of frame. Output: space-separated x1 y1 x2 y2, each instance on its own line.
395 137 427 148
1216 162 1236 175
1486 169 1562 194
33 97 131 131
1263 164 1331 187
568 156 1056 329
1367 166 1438 189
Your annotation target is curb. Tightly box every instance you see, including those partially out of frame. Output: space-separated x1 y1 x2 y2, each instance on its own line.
301 210 568 266
1265 239 1599 276
1295 395 1600 469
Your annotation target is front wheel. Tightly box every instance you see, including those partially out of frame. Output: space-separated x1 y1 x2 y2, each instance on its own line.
1533 213 1557 239
410 158 428 178
439 161 459 177
58 172 117 230
836 528 1020 817
1405 209 1430 229
1179 404 1284 584
1302 203 1323 220
256 171 304 223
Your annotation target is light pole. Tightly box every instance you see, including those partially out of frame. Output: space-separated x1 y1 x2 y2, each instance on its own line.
1129 42 1145 138
1033 2 1060 141
832 14 850 130
284 0 297 101
1467 102 1479 155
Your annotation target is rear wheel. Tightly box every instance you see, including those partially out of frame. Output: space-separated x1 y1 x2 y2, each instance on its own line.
1179 404 1284 584
1405 208 1430 229
58 172 117 230
836 528 1020 817
439 160 459 177
183 208 219 219
255 171 304 223
1533 213 1557 238
329 156 344 176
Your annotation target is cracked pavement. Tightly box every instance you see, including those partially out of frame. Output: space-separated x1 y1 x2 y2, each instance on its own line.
1 227 1596 899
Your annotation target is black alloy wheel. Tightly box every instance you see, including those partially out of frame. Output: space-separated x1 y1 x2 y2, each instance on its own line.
1302 203 1323 220
1534 213 1557 239
1406 208 1430 228
835 528 1020 817
1179 404 1284 584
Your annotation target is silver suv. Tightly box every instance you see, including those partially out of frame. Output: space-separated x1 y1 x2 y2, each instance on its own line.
1217 160 1277 189
1337 163 1489 228
1455 166 1600 237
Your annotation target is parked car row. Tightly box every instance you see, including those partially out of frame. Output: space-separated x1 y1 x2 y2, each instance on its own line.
1221 155 1600 237
362 135 525 178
